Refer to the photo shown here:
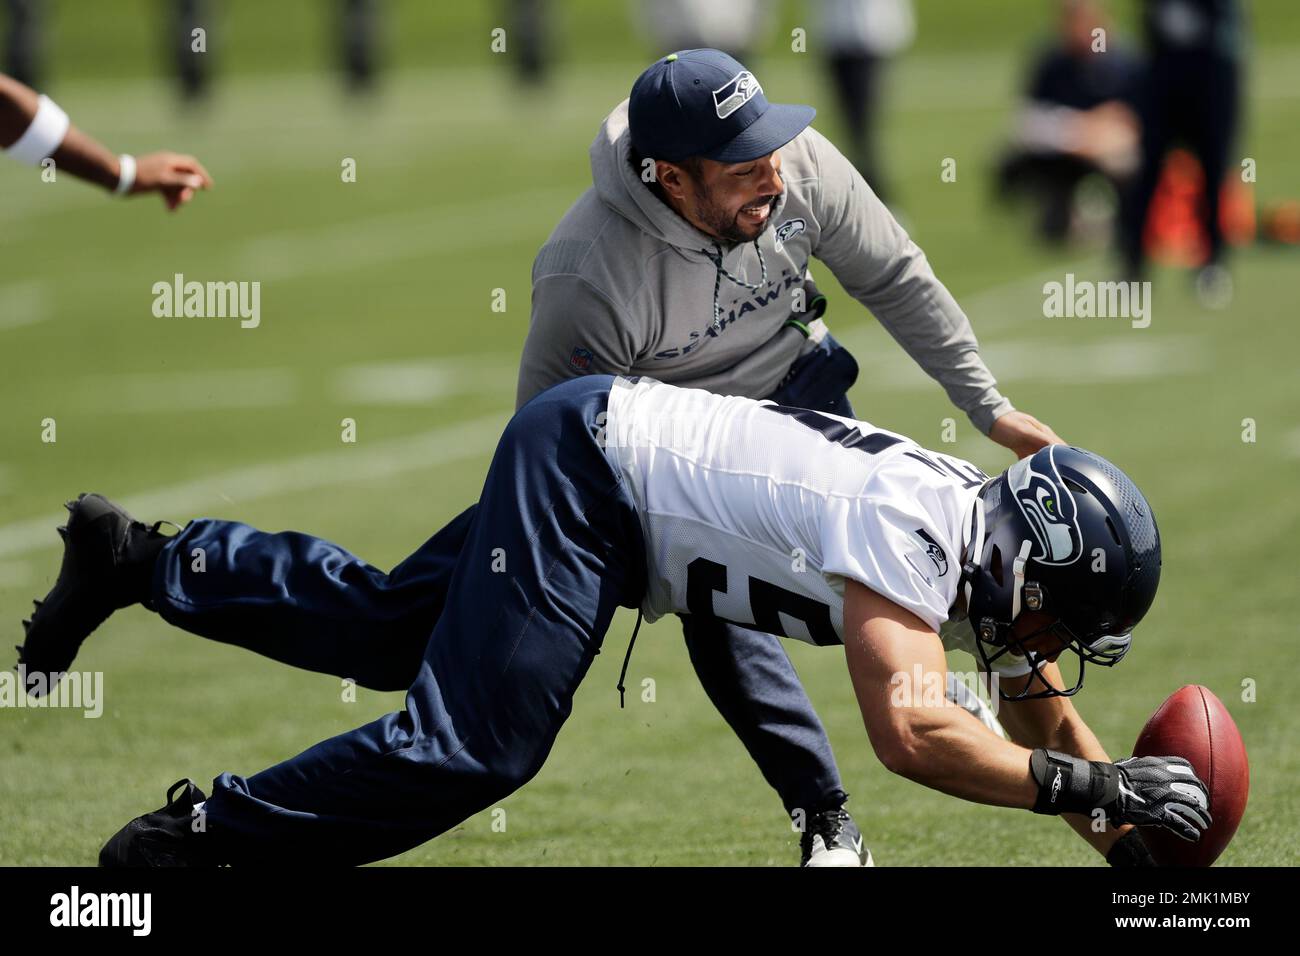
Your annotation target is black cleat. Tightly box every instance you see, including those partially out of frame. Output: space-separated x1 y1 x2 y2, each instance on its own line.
800 807 874 867
100 779 216 867
15 493 171 696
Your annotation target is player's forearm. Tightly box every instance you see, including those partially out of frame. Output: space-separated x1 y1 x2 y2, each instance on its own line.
880 707 1040 809
885 703 1136 861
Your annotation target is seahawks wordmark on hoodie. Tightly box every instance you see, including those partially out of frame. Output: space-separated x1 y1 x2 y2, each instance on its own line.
517 100 1014 435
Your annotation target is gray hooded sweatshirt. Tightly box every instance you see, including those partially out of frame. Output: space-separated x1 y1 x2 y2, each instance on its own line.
517 100 1013 434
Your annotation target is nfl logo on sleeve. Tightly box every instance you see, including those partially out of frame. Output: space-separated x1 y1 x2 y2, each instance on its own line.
569 347 594 371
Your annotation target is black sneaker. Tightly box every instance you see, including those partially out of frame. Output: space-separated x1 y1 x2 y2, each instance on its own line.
100 779 216 867
800 808 874 867
15 493 171 697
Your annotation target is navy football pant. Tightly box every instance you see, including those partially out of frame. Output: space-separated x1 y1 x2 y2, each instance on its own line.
152 378 645 863
149 376 850 861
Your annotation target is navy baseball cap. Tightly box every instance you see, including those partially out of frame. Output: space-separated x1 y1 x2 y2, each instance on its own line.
628 49 815 164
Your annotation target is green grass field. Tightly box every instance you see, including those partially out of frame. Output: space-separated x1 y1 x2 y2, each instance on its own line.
2 1 1298 865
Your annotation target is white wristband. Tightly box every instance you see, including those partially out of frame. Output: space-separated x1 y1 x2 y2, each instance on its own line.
114 153 136 196
5 94 70 165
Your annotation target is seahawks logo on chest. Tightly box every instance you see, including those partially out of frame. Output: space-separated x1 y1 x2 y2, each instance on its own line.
775 218 806 245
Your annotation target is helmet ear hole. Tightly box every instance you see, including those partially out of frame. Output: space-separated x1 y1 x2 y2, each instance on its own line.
989 545 1004 587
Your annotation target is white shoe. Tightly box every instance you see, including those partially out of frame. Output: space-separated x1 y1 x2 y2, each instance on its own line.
800 808 875 867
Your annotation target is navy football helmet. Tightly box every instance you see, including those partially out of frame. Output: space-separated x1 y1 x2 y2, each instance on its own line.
959 445 1162 700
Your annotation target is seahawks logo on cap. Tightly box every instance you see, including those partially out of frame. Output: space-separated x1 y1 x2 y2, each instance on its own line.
1007 447 1083 565
713 70 763 119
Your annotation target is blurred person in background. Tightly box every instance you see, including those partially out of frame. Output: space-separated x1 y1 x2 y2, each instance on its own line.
636 0 773 65
167 0 387 98
1120 0 1244 303
505 0 550 86
815 0 914 204
171 0 212 101
340 0 384 92
1 70 212 207
997 0 1142 244
3 0 42 87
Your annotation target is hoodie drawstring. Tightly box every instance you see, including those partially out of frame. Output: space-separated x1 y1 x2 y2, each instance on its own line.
705 240 768 333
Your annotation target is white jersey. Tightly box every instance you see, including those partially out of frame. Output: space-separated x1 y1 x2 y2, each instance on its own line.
603 377 1031 676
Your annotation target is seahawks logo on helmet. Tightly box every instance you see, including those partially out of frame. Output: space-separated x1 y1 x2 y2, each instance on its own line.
713 70 763 119
1006 447 1083 565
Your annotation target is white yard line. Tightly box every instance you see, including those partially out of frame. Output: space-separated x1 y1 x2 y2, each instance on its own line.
50 359 514 415
72 368 302 413
0 410 509 560
334 358 516 405
235 186 573 281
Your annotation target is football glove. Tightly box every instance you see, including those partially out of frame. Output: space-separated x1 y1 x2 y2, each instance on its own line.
1029 749 1212 842
1107 755 1212 841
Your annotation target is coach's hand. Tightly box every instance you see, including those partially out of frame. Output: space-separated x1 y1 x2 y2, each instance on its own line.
989 410 1064 459
1108 756 1213 842
131 151 213 211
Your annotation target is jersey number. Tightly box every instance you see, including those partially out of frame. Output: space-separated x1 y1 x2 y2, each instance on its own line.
686 557 839 646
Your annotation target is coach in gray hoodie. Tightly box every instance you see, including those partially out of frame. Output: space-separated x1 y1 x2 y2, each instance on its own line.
517 49 1062 866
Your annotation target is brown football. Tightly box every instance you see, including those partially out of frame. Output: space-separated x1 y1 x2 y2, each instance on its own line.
1132 684 1249 866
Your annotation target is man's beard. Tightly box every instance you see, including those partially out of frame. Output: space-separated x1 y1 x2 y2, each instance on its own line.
697 191 780 244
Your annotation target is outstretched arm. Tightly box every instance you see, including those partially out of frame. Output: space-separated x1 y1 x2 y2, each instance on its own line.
842 578 1211 854
843 578 1039 806
0 72 212 209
